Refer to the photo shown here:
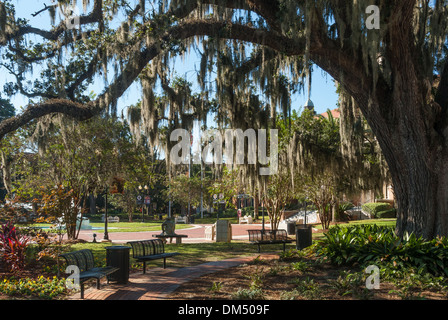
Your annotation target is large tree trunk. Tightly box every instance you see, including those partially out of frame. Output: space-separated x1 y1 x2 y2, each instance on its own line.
315 2 448 240
357 62 448 239
371 89 448 239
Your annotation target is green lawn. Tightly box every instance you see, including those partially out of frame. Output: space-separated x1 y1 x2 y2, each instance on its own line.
68 241 260 270
63 218 397 269
32 221 194 233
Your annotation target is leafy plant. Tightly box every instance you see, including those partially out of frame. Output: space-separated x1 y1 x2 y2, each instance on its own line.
208 281 223 292
328 271 372 299
244 267 265 290
290 260 311 273
279 248 305 261
316 224 448 276
231 288 265 300
289 277 322 299
0 222 29 272
361 202 392 218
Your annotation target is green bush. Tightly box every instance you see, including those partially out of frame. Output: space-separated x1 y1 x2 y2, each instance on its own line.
241 206 254 216
315 224 448 276
361 202 392 218
377 208 397 218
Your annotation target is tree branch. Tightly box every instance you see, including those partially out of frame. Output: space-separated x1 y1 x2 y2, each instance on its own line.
0 99 98 140
31 3 57 17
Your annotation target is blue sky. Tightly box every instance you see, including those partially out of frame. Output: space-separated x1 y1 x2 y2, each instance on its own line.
4 1 339 117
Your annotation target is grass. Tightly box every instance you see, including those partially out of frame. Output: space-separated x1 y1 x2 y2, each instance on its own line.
63 218 397 269
62 218 397 266
67 241 260 270
31 221 194 233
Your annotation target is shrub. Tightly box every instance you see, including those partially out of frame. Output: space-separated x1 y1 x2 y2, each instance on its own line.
336 201 354 221
376 208 397 218
0 222 29 272
316 224 448 276
361 202 392 218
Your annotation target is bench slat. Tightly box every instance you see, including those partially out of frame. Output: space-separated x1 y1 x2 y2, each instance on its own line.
127 239 180 273
59 249 119 299
247 229 292 253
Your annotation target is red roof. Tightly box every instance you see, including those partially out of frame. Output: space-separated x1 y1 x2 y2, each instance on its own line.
320 108 340 119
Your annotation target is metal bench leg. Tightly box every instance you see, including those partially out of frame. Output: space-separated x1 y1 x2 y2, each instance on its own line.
163 257 166 269
143 261 146 274
80 283 85 299
96 279 101 289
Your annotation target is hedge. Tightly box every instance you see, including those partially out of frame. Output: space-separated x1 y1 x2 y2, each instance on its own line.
377 208 397 218
361 202 393 218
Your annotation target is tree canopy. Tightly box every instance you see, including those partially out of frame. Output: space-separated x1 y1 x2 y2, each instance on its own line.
1 1 448 238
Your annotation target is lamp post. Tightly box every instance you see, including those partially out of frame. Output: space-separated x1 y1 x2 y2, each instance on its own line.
261 199 265 234
139 185 149 222
102 186 111 242
144 185 149 218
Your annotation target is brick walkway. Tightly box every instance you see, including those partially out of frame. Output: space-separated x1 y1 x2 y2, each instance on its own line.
67 253 279 300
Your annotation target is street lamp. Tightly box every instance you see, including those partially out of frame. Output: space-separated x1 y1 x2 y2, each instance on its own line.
139 185 149 222
102 186 111 242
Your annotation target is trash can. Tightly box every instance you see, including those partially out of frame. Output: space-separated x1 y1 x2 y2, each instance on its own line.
296 225 312 250
287 222 296 235
215 219 231 242
106 246 130 284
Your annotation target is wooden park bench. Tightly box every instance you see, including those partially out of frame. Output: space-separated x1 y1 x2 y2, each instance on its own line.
59 249 119 299
127 239 180 273
247 229 293 253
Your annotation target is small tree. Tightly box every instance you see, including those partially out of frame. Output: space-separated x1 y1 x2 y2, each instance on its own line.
302 173 338 231
208 167 242 211
167 174 210 217
262 169 295 231
39 185 82 240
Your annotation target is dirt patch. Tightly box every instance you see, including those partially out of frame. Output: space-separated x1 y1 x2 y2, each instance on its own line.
167 254 448 300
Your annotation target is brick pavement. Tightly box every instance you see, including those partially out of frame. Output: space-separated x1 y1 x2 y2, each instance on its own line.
77 223 267 243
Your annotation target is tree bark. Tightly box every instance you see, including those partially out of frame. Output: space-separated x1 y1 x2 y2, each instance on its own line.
367 86 448 239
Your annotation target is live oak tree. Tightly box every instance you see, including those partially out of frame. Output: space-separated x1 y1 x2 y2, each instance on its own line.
0 1 447 239
8 116 146 239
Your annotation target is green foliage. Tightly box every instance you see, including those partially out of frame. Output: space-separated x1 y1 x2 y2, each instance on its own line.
0 222 29 272
0 276 66 299
0 97 15 121
361 202 392 218
284 277 322 300
335 201 354 221
231 288 265 300
376 208 396 218
316 224 448 276
328 271 373 299
208 281 223 292
167 174 211 210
